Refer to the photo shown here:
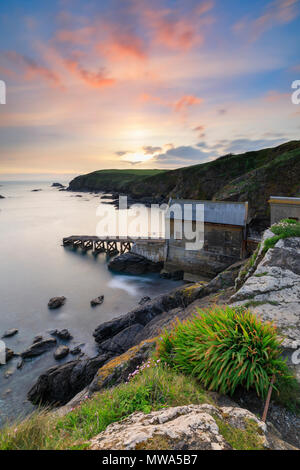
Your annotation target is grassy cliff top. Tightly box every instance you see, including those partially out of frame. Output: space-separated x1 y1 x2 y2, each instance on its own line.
68 141 300 229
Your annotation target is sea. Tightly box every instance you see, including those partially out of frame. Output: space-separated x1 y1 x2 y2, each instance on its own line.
0 180 181 426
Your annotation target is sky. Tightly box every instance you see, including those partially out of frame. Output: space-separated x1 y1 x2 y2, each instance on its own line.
0 0 299 177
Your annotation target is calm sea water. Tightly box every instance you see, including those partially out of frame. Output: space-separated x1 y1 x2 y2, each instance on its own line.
0 181 181 426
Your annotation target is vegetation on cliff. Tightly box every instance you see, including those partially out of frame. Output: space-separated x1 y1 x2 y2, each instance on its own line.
263 219 300 252
157 306 289 398
68 141 300 229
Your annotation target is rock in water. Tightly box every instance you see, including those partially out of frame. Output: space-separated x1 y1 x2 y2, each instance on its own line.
48 296 66 309
108 253 163 274
54 346 69 360
21 338 57 358
51 183 65 188
70 346 82 355
2 328 18 338
0 195 5 199
54 329 72 340
91 295 104 307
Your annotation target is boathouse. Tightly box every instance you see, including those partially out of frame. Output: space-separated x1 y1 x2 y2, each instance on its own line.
269 196 300 225
163 199 249 278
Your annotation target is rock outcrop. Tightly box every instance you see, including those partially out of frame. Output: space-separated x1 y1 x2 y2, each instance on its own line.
28 353 111 405
108 252 163 274
89 404 296 450
231 235 300 380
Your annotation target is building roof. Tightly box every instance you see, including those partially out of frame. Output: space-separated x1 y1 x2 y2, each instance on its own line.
166 199 248 226
269 196 300 205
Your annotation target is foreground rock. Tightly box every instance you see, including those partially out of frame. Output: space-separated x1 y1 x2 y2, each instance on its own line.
0 195 5 199
108 253 163 274
48 296 66 309
2 328 18 338
93 260 243 355
28 354 111 405
90 295 104 307
89 404 296 450
21 337 57 358
54 346 69 360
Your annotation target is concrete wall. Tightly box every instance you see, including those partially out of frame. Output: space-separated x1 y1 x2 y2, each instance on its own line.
270 200 300 225
132 240 167 263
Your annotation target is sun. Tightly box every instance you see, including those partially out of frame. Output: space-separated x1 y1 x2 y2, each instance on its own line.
123 152 153 163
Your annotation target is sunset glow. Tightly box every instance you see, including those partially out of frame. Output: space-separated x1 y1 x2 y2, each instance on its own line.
0 0 299 177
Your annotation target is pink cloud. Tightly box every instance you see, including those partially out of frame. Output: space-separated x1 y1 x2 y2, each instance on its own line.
136 0 214 51
97 34 146 61
139 92 203 113
4 51 62 87
174 95 203 112
64 59 116 88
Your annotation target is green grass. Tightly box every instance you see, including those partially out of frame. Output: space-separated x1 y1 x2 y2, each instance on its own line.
214 417 264 450
0 364 209 450
263 219 300 252
157 306 289 398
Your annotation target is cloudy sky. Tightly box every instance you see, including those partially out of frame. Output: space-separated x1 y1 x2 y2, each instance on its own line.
0 0 299 177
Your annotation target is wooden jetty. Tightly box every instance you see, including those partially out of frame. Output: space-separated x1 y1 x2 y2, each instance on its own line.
62 235 165 255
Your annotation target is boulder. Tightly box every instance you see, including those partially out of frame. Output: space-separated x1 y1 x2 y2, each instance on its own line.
21 337 57 358
90 295 104 307
51 183 65 188
28 353 111 405
54 345 69 360
89 404 296 450
0 195 5 199
48 296 66 309
108 253 163 274
2 328 18 338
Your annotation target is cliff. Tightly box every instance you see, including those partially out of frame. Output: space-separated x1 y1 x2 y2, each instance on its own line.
68 141 300 231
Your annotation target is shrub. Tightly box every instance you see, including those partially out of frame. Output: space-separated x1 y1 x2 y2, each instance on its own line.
157 306 289 398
